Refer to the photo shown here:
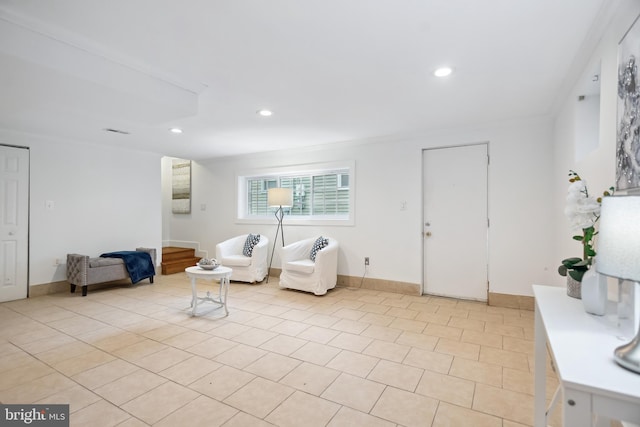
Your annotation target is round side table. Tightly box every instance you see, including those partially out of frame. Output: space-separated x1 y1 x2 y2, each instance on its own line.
185 265 232 316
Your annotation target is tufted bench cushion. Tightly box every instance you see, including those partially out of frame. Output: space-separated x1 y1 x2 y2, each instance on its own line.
89 257 123 268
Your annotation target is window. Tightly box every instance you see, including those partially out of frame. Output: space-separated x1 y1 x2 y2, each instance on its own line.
337 173 349 189
237 161 354 225
246 178 277 216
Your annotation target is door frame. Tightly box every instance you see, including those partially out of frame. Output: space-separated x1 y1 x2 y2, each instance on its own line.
420 142 489 299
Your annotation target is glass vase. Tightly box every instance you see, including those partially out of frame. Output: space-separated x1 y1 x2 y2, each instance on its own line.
581 265 607 315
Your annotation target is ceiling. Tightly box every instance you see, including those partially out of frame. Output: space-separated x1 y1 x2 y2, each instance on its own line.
0 0 613 160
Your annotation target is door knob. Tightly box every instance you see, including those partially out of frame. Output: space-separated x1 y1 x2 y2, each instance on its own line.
8 231 14 236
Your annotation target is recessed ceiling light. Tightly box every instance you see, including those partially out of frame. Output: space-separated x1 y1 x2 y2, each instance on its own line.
257 109 273 117
434 67 453 77
169 127 183 134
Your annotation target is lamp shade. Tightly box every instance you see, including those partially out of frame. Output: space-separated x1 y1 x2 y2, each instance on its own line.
596 196 640 282
267 187 293 207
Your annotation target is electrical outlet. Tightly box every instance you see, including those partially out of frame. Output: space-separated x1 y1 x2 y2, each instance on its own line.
365 257 370 266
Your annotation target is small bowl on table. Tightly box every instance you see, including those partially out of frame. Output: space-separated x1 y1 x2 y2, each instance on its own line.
197 258 220 270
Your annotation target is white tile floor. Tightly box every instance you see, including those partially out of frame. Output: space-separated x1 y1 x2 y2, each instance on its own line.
0 274 562 426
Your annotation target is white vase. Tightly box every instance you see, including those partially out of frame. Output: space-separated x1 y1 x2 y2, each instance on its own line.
581 264 607 316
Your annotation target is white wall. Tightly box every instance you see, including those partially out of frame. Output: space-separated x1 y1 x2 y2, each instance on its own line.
165 116 557 297
0 129 163 288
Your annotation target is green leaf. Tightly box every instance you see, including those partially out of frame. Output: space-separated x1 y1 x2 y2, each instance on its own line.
572 236 583 241
562 257 582 267
573 259 590 268
558 265 567 276
569 269 586 282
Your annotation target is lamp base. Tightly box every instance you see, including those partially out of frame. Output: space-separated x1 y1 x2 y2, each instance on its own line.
614 332 640 374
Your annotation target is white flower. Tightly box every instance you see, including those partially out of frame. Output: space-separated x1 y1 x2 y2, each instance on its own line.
576 197 600 215
565 180 599 231
567 180 586 194
567 213 596 230
561 171 612 270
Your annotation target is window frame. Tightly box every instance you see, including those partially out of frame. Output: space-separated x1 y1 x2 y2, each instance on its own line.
236 160 355 226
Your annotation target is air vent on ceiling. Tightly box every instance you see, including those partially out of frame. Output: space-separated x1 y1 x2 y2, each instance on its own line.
103 128 130 135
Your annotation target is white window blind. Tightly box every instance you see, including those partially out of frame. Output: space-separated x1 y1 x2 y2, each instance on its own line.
237 162 354 225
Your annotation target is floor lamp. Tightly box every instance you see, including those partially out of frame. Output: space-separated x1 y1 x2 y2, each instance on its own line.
597 196 640 374
267 187 293 283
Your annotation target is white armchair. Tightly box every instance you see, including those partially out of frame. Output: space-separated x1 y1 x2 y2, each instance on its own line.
279 236 339 295
215 234 269 283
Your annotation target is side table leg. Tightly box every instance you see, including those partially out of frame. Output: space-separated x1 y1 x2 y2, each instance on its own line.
190 277 198 316
222 276 229 316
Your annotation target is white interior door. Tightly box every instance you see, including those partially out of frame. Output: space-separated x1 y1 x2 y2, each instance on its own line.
1 145 29 302
423 144 488 301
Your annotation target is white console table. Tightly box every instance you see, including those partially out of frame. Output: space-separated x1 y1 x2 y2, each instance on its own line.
533 285 640 426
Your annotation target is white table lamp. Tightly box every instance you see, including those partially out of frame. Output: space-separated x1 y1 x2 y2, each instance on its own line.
596 195 640 373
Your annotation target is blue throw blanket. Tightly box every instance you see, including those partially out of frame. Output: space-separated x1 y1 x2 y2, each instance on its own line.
100 251 155 284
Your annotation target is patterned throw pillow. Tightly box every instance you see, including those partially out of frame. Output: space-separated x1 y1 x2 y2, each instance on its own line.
309 236 329 261
243 234 261 257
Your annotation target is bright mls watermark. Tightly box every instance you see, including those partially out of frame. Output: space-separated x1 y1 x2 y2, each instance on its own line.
1 405 69 426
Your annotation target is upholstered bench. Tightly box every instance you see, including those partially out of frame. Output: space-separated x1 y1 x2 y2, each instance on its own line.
66 247 156 296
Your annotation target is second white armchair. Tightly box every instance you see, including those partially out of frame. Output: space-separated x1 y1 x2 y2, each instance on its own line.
215 234 269 283
279 236 339 295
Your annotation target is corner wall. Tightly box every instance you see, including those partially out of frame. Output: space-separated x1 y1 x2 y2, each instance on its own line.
552 1 640 270
0 129 163 289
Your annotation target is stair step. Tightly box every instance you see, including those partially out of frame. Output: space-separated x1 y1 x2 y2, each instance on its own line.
162 246 196 263
161 247 202 275
161 257 201 275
